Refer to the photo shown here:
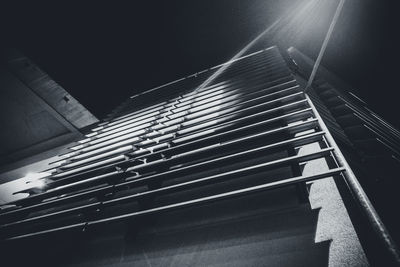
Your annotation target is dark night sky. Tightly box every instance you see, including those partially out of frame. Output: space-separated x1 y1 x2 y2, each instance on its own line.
0 0 399 127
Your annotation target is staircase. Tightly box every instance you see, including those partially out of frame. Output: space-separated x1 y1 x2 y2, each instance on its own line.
0 46 379 266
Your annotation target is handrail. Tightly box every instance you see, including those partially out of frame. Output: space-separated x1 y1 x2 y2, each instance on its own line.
305 94 400 265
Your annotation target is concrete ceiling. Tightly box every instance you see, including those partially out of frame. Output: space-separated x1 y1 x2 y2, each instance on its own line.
0 49 98 170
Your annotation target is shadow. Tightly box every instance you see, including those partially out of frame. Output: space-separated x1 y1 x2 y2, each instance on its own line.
1 187 330 267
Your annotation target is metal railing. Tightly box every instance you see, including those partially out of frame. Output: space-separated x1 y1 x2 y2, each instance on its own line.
1 46 398 266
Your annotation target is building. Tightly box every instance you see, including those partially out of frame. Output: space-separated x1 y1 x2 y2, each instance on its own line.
0 46 398 266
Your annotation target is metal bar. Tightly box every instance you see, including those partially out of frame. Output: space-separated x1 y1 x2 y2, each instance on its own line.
0 130 324 217
111 61 288 122
91 168 344 225
73 85 300 150
49 106 312 177
0 130 323 221
89 81 299 140
127 119 319 173
3 168 345 241
176 79 295 108
123 131 324 185
133 107 311 163
10 113 314 207
57 90 306 166
342 103 400 147
0 202 100 229
108 149 334 204
1 145 331 229
305 94 400 265
84 71 289 138
0 185 114 219
22 118 319 198
7 97 306 209
86 64 290 136
363 124 400 156
119 138 330 190
4 222 86 241
60 145 134 170
366 109 400 137
337 94 400 140
52 155 126 179
48 97 308 173
68 71 293 152
39 101 310 186
126 48 275 101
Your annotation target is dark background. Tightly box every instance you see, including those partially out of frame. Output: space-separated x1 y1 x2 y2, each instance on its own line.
0 0 399 127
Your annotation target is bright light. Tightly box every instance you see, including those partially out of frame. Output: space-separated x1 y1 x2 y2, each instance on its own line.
24 172 52 183
28 179 47 189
